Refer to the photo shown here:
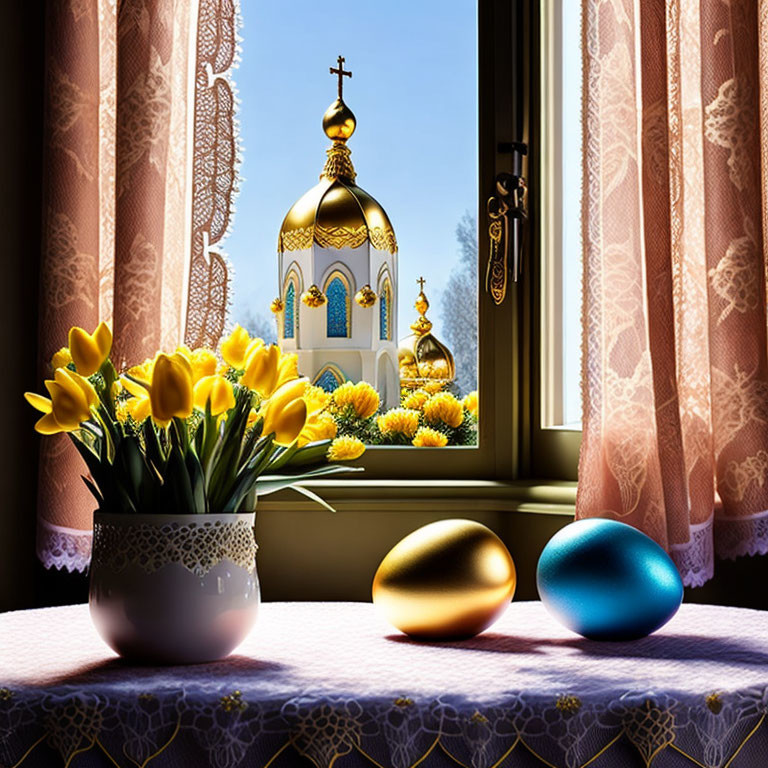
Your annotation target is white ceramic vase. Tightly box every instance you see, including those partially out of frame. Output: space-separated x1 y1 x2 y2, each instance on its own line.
89 512 259 664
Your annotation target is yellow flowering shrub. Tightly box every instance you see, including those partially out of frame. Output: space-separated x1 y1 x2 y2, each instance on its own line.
463 391 478 418
412 427 448 447
332 381 380 419
377 408 420 438
327 435 366 461
422 392 464 429
402 389 430 411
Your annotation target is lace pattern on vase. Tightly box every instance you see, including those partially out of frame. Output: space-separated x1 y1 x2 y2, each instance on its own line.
91 518 256 577
36 517 93 574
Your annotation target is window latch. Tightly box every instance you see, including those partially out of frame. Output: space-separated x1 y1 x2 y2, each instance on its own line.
485 142 528 305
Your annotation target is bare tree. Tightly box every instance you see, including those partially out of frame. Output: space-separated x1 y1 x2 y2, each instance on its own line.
440 212 478 396
240 308 278 345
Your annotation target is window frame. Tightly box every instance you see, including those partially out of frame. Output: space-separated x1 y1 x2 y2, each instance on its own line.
530 0 581 481
269 0 580 489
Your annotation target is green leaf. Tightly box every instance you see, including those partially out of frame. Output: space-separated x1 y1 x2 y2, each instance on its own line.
161 446 195 512
254 464 363 496
143 419 167 474
81 475 104 507
289 484 336 512
281 440 332 467
185 449 208 514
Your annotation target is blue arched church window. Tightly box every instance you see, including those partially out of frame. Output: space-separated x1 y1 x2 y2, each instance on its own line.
326 276 349 338
284 280 296 339
379 281 391 340
314 365 345 392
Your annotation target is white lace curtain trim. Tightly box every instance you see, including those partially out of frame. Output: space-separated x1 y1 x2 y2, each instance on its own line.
670 509 768 588
36 517 92 573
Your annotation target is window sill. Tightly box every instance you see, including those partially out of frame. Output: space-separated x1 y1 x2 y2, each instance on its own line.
258 479 577 515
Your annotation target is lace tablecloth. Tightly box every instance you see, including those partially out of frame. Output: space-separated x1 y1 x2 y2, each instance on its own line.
1 601 768 768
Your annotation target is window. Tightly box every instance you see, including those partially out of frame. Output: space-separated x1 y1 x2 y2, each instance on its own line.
314 364 347 392
325 273 351 339
532 0 583 480
219 0 575 484
379 279 392 341
283 274 298 340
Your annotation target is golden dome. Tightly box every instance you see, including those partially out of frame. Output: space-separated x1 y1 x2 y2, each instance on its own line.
398 278 456 388
278 59 397 256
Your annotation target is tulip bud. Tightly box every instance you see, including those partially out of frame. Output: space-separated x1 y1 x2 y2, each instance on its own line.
241 344 280 395
193 374 235 415
149 353 194 425
68 322 112 377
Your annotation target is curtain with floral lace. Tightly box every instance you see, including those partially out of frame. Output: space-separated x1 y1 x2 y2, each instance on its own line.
37 0 237 572
577 0 768 586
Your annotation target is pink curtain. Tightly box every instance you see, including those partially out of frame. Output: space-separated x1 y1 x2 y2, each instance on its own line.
37 0 237 571
578 0 768 586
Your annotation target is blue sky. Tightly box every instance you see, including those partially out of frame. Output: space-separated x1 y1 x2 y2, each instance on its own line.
223 0 478 338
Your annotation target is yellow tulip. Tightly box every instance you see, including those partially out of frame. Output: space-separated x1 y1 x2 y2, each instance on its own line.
177 346 218 384
261 377 309 445
68 322 112 377
298 411 338 447
241 344 280 395
193 374 235 415
327 436 366 461
50 347 72 370
275 351 299 390
221 325 259 369
304 385 331 414
127 356 156 384
25 368 98 434
120 376 152 423
148 352 194 426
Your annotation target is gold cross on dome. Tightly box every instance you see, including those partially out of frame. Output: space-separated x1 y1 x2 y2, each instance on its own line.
417 276 426 291
330 55 352 99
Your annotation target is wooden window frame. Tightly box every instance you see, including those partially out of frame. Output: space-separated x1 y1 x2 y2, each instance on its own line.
266 0 579 505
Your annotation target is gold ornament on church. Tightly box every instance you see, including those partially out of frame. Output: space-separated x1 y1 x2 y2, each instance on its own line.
301 284 327 308
398 277 456 389
355 284 377 308
270 297 284 314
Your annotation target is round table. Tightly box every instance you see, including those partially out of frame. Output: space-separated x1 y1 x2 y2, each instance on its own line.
1 601 768 768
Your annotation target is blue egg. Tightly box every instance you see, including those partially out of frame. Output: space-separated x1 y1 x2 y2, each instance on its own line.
536 519 683 640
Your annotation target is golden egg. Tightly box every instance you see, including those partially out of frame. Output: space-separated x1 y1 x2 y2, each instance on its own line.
372 519 516 639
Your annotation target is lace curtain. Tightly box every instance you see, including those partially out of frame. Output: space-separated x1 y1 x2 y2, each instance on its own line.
37 0 237 572
577 0 768 586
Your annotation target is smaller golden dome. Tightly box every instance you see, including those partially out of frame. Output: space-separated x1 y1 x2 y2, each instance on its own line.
323 98 356 141
398 278 456 389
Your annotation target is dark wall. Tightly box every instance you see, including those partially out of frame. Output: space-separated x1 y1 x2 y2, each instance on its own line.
0 2 44 611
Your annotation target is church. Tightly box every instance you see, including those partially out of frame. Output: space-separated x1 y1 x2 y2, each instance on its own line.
272 57 400 409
